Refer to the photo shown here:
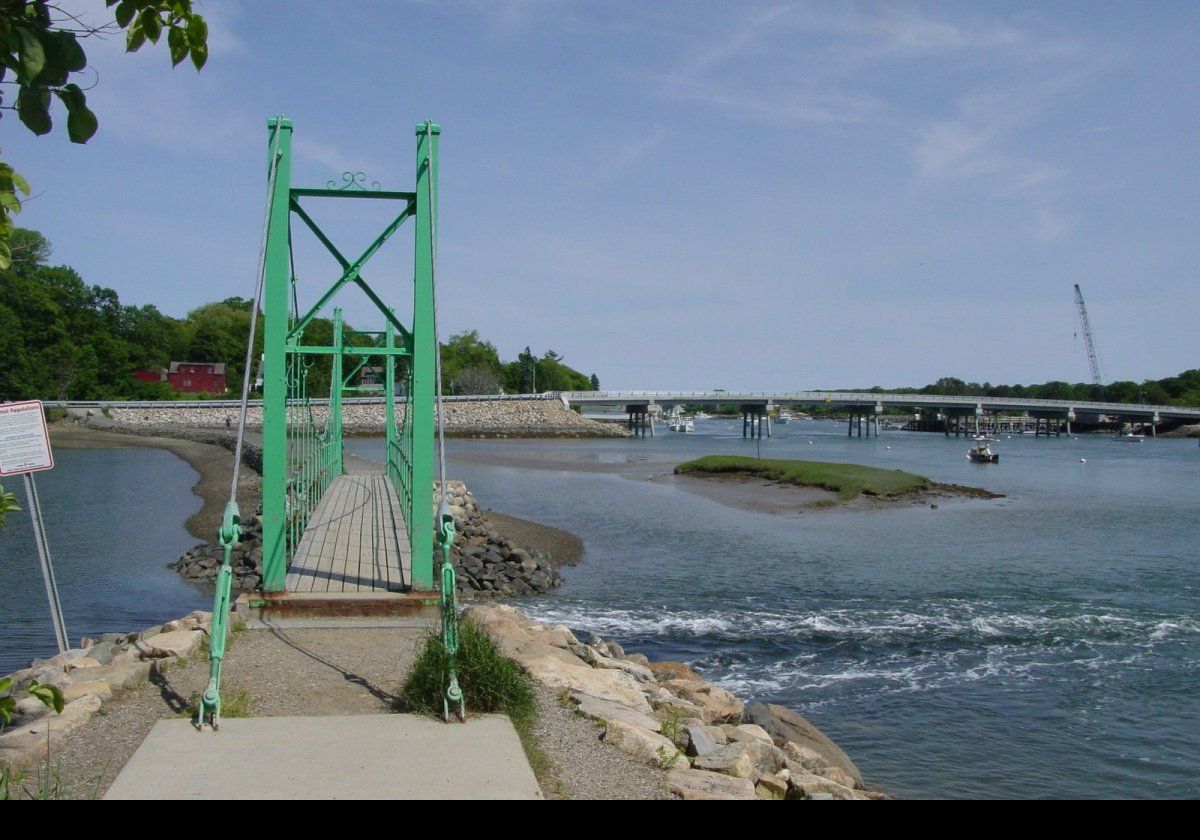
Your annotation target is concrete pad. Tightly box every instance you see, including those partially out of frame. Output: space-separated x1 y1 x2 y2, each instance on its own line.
105 714 542 800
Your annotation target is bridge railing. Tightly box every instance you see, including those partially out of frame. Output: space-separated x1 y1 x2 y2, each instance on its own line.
282 344 340 565
387 362 415 543
557 391 1200 418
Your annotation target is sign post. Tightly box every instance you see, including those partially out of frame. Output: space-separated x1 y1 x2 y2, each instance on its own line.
0 400 68 653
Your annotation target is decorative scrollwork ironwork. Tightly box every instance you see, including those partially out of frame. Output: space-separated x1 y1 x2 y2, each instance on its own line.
327 171 381 192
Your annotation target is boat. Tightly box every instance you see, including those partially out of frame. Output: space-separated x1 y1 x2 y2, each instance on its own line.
776 409 792 424
967 439 999 463
667 412 694 432
1112 425 1145 443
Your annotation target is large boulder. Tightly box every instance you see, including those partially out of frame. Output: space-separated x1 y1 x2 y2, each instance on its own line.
692 739 783 780
602 720 689 769
786 767 857 800
667 768 757 800
133 629 206 659
468 605 652 712
683 723 722 757
663 679 743 724
571 692 661 733
744 703 862 787
62 679 113 702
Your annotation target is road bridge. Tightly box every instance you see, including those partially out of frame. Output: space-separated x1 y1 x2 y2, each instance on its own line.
560 391 1200 439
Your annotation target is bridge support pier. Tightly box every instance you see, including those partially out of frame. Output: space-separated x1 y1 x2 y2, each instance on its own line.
741 404 767 439
625 405 651 437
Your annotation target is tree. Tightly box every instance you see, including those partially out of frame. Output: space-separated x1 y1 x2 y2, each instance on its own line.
0 1 208 267
452 365 502 395
514 346 537 393
439 330 502 392
923 377 967 396
589 373 600 390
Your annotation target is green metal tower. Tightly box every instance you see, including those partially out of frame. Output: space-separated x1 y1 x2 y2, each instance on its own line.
258 117 440 593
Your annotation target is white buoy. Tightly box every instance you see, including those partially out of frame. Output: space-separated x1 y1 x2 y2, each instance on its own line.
1080 458 1087 463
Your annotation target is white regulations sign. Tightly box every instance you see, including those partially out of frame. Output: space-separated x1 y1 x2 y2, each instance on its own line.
0 400 55 476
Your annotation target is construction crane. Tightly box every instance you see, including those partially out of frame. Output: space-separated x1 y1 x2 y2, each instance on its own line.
1073 283 1103 386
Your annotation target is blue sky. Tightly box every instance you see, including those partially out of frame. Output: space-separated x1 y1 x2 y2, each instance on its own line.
8 1 1198 389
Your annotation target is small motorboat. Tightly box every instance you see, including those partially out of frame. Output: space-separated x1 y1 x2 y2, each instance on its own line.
1112 429 1145 443
967 440 999 463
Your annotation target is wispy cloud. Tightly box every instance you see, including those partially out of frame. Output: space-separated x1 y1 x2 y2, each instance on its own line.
54 0 253 155
293 139 384 181
654 3 1096 242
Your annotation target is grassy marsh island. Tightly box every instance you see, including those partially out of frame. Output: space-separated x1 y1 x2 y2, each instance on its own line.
674 455 1000 507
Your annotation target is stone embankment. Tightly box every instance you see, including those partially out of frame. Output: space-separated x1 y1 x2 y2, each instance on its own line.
467 604 886 801
1 604 884 799
1161 422 1200 439
172 481 564 597
0 612 214 771
106 397 629 438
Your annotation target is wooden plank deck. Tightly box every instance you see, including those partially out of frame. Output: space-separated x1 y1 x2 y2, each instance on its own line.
285 472 411 593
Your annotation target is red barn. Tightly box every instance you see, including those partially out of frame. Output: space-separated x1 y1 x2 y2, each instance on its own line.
134 368 166 384
166 362 227 394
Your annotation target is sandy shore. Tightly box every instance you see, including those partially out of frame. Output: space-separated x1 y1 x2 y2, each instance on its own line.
48 425 261 542
482 510 585 567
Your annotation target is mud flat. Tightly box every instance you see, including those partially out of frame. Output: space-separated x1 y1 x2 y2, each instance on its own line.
670 455 1002 515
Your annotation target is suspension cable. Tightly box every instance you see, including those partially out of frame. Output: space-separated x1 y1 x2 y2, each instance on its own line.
230 116 285 499
426 121 449 506
424 120 464 722
198 115 284 731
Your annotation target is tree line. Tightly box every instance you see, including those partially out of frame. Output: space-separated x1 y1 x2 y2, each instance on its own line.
438 330 597 395
852 374 1200 408
0 229 599 401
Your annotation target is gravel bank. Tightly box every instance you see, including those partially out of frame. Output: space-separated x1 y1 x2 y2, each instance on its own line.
105 398 630 438
530 685 670 799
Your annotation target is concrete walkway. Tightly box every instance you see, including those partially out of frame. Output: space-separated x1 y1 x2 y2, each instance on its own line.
104 715 542 800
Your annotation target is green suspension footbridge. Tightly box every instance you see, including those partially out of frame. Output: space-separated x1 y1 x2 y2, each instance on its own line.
197 116 463 729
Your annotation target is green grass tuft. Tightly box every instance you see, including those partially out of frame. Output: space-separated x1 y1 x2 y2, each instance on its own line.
675 455 930 500
402 620 557 789
402 619 536 727
182 689 254 720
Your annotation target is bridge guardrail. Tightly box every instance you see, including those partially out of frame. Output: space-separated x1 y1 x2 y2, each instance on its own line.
557 391 1200 419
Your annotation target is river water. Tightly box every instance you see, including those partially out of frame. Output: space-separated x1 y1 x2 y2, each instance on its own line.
362 420 1199 799
0 447 209 674
1 423 1195 798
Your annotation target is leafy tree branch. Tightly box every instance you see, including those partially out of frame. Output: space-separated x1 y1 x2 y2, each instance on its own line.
0 1 208 267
